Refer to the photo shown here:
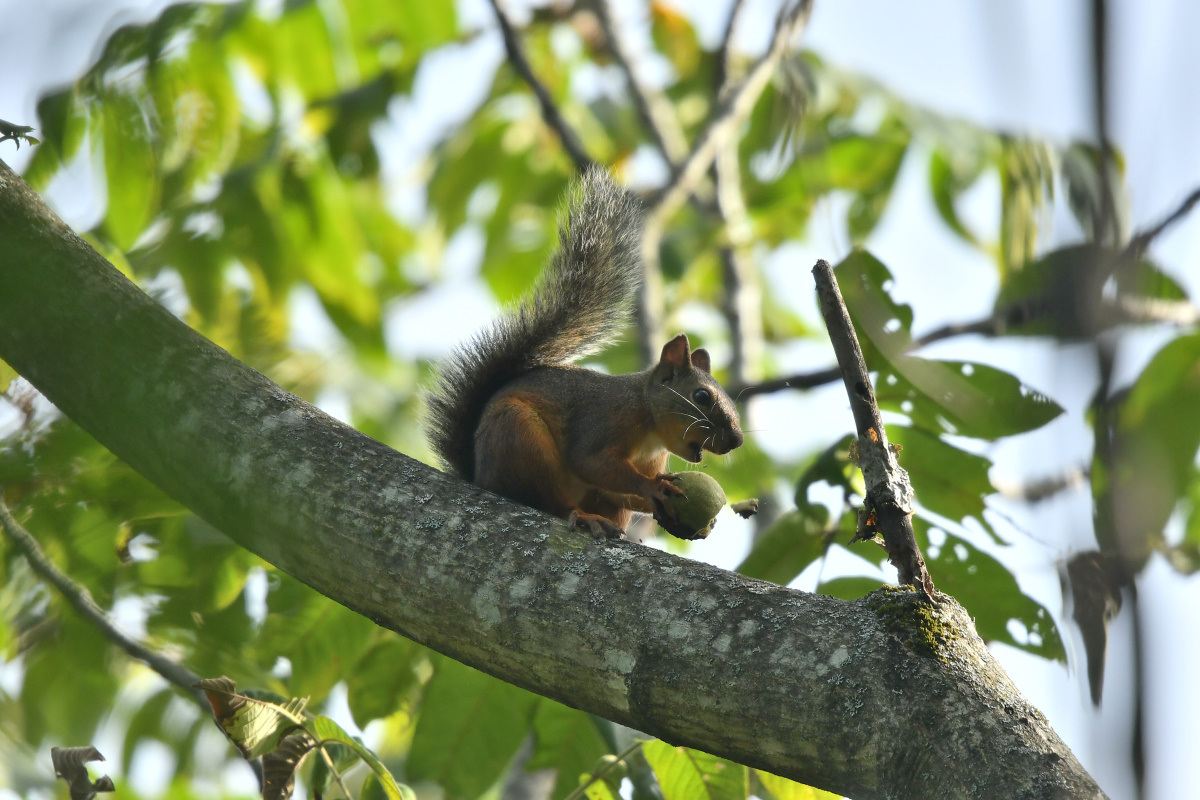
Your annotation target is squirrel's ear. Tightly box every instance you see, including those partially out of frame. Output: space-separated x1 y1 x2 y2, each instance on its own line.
654 334 692 378
691 348 711 373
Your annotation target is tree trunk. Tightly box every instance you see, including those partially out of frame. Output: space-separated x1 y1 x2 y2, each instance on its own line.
0 160 1107 800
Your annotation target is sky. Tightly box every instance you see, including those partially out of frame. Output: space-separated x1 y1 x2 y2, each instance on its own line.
1 1 1199 799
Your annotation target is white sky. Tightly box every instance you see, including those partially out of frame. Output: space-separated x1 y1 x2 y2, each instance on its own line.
2 1 1199 799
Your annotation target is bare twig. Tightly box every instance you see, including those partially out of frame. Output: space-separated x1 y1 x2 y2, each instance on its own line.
488 0 594 173
0 496 205 704
729 312 1006 400
596 0 688 168
811 260 933 596
714 0 752 95
1123 186 1200 259
713 1 764 385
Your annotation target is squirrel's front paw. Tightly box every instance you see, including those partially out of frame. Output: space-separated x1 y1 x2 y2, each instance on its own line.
647 473 685 505
569 510 626 541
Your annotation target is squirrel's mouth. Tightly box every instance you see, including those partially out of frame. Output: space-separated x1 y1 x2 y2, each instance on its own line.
686 441 704 462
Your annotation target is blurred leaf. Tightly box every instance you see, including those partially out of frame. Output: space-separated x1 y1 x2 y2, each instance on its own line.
102 90 160 251
407 655 540 800
793 435 858 510
51 746 114 800
997 139 1054 280
120 688 173 772
21 609 120 746
876 358 1063 440
1097 332 1200 565
928 147 985 246
643 740 748 800
526 701 610 800
1061 141 1128 246
650 3 702 80
345 634 425 728
834 250 912 367
817 575 886 601
258 575 377 699
737 509 835 587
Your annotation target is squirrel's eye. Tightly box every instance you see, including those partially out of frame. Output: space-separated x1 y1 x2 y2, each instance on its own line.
693 388 712 406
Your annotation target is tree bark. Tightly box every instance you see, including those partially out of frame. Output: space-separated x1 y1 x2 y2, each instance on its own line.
0 160 1106 800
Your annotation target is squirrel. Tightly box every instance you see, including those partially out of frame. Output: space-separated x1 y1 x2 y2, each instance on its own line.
424 168 744 540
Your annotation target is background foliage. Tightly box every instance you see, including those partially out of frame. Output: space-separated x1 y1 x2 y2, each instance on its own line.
1 0 1197 798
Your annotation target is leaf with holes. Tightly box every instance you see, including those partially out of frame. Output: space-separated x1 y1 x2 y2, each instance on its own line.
835 250 913 368
877 358 1062 440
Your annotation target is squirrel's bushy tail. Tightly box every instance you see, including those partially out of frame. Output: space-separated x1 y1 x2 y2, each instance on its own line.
424 168 644 479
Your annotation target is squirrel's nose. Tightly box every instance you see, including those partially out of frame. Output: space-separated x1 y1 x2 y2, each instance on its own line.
709 426 743 454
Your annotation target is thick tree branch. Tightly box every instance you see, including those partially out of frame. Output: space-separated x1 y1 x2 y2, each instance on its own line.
0 497 205 704
812 260 933 595
488 0 594 173
0 160 1105 799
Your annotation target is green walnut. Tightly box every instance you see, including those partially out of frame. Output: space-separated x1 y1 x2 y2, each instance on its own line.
662 471 727 539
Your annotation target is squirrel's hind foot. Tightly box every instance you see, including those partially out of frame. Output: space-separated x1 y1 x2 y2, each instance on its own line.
568 510 626 541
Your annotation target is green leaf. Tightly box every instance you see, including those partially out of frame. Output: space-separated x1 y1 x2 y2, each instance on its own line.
526 702 611 800
876 358 1063 440
407 655 540 800
928 147 985 246
914 518 1063 660
121 688 173 771
817 576 885 601
997 139 1054 280
102 89 161 251
834 250 913 368
345 635 425 728
886 425 992 525
793 435 859 510
309 739 360 799
820 518 1064 660
755 769 840 800
1061 141 1127 245
0 357 17 393
257 576 378 699
308 715 416 800
736 509 835 586
643 740 748 800
1097 332 1200 562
